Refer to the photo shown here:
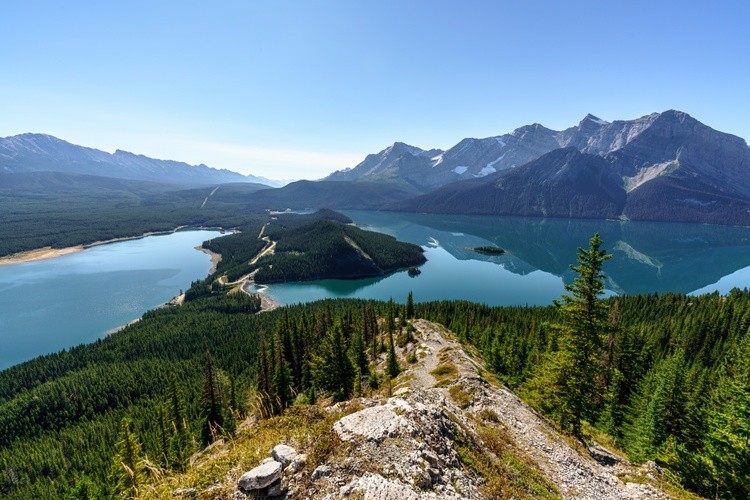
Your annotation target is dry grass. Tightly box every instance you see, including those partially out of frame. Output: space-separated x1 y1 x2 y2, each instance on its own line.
449 384 474 409
142 403 358 498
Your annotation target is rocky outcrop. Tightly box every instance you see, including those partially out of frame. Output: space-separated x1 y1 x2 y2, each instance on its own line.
237 460 282 493
225 320 672 499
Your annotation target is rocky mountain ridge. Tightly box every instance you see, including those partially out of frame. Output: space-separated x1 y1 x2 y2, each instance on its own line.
164 320 676 499
326 111 750 213
0 133 272 186
385 111 750 224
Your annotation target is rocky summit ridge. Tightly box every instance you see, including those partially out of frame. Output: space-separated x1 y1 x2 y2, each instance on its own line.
168 320 675 499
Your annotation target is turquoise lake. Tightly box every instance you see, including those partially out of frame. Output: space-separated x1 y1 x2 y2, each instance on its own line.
3 212 750 370
262 211 750 306
0 230 223 370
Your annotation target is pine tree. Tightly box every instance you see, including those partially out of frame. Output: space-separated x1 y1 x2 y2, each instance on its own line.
168 378 191 471
312 324 354 401
349 328 368 376
111 418 145 499
538 233 611 439
157 405 170 468
386 328 400 379
406 291 415 319
201 351 225 446
386 298 395 335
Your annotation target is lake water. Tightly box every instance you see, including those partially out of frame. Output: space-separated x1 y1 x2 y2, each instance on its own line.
0 230 222 370
262 211 750 306
4 213 750 370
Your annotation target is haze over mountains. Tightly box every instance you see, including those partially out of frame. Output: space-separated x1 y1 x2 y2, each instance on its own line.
0 133 277 187
4 110 749 225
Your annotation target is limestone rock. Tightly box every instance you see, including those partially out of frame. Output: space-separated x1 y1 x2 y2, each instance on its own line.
238 460 282 491
271 443 298 468
289 453 307 473
311 464 332 481
333 398 413 443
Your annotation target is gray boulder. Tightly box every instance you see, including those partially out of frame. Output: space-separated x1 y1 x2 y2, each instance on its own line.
238 460 282 491
271 444 298 468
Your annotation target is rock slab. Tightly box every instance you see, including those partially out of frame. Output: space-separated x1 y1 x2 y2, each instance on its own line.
271 444 298 468
238 460 282 491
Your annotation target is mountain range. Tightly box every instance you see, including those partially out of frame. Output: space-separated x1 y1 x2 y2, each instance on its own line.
326 110 750 224
0 133 276 187
4 110 749 225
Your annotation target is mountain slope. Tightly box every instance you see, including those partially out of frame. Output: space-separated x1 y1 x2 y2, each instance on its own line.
393 148 627 219
0 133 266 186
244 179 425 210
390 111 750 224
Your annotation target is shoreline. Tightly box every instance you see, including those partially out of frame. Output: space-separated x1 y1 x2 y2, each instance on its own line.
0 225 195 266
0 246 86 266
196 246 222 274
241 280 281 312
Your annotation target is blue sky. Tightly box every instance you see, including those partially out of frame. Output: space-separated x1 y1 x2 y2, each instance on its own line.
2 1 748 179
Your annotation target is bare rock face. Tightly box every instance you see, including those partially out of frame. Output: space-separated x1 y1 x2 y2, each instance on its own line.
333 399 413 443
237 460 282 492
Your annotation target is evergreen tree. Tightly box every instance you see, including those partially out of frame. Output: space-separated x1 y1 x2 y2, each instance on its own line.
201 351 226 446
272 358 293 412
533 233 611 439
156 405 170 468
167 378 191 471
406 291 415 319
386 298 395 335
257 337 273 397
312 324 354 401
110 418 145 499
704 381 750 497
386 328 400 379
349 328 368 376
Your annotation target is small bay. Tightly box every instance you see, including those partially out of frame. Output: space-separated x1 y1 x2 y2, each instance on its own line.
0 230 223 370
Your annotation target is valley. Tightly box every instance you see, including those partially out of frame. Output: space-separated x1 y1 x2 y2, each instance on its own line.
2 110 750 499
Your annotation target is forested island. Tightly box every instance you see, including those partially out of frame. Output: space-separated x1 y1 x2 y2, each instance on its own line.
470 245 506 255
0 235 748 498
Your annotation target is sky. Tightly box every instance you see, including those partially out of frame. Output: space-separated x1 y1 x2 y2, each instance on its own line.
2 1 749 180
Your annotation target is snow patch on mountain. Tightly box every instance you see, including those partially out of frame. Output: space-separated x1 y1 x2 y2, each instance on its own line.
453 166 468 175
431 153 445 167
475 166 497 177
486 153 506 170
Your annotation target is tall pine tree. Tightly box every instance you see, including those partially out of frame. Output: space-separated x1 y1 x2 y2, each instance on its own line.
529 233 611 439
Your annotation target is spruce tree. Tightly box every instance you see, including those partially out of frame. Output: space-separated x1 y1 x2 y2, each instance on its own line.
540 233 611 439
201 351 225 446
312 324 354 401
111 418 145 499
386 328 400 379
406 291 415 319
167 377 191 471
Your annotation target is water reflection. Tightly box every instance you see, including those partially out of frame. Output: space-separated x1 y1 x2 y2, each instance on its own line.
348 211 750 295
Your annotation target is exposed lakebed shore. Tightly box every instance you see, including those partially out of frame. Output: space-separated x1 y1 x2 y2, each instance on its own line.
0 226 191 266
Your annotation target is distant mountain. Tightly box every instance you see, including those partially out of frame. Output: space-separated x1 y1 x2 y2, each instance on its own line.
395 148 627 218
326 142 442 189
388 111 750 224
0 133 269 186
325 123 563 190
244 179 424 210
